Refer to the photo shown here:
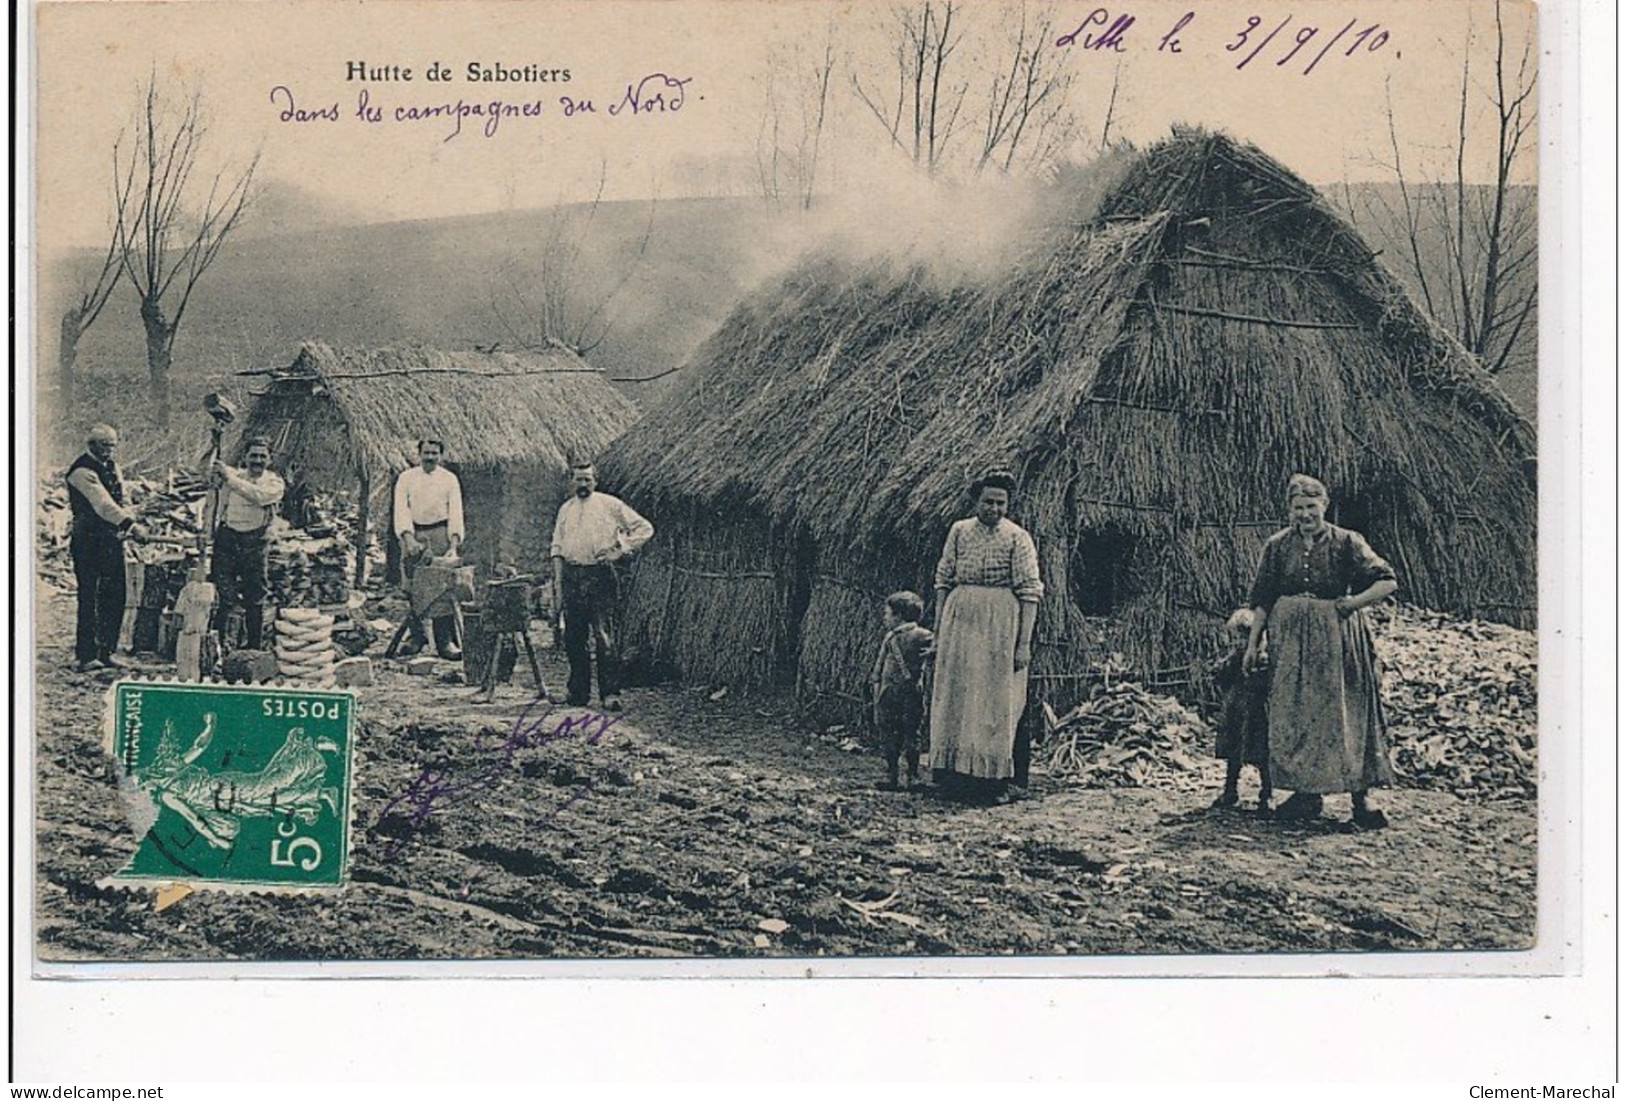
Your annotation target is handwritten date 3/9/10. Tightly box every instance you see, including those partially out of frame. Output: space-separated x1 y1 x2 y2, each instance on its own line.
269 73 694 141
1057 9 1395 74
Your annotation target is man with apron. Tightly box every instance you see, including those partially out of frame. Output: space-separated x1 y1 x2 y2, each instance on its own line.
393 438 464 659
210 435 285 651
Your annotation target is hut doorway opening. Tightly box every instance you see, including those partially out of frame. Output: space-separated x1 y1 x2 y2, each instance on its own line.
1070 530 1139 617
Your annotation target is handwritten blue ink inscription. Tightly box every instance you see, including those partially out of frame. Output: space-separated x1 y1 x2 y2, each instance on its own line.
607 73 692 117
1057 10 1396 73
270 73 697 142
373 700 623 858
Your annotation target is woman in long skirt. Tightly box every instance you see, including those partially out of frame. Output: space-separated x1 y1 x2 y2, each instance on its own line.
928 468 1044 803
1243 474 1399 828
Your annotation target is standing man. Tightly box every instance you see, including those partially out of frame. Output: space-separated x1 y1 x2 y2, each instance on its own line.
550 461 653 710
64 425 149 672
210 436 285 651
394 438 464 659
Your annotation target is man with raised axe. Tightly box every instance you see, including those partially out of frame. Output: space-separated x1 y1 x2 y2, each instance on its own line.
209 435 285 652
64 424 151 672
550 460 653 711
393 437 465 659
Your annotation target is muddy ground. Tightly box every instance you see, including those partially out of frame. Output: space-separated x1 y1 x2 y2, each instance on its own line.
31 591 1537 962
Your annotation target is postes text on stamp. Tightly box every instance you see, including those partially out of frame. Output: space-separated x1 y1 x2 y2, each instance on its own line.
107 681 356 891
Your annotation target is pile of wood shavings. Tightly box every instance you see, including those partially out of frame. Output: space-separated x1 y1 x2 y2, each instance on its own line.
1039 606 1537 803
1373 604 1536 802
1039 682 1219 794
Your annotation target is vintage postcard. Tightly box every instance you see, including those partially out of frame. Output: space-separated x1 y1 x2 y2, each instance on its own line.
24 0 1560 986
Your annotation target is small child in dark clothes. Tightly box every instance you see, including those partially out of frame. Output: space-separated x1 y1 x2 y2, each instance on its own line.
870 591 934 792
1211 608 1273 815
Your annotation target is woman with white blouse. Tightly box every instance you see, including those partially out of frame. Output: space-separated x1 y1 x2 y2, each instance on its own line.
928 468 1044 803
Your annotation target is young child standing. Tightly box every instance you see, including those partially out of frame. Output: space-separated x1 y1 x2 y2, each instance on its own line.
870 591 934 792
1211 608 1273 815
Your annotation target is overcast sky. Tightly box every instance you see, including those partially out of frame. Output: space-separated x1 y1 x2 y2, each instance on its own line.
32 0 1538 248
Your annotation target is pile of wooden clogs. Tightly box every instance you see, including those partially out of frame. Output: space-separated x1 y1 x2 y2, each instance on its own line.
274 607 338 686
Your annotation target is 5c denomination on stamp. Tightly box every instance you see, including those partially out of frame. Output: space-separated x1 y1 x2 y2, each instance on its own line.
105 681 357 891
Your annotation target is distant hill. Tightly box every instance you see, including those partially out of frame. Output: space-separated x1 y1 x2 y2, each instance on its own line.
41 194 792 402
38 178 1537 466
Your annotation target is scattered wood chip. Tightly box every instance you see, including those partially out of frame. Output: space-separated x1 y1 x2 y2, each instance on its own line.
757 918 790 935
154 883 192 913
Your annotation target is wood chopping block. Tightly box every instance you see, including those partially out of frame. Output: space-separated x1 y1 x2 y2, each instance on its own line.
333 656 374 687
483 576 535 634
222 649 279 684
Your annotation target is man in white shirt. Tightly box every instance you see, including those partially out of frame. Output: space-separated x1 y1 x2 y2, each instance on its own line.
64 424 151 671
550 461 653 709
393 438 465 658
209 436 285 651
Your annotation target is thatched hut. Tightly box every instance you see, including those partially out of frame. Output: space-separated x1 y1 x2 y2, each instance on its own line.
242 343 639 582
600 129 1537 721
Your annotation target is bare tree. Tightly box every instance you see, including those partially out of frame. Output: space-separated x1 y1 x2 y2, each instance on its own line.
1351 0 1536 376
852 1 969 177
756 30 839 210
55 216 127 407
488 165 656 357
852 2 1084 181
974 4 1077 175
1098 57 1123 151
113 77 259 422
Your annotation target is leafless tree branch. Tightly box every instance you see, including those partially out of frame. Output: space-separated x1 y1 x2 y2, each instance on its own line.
111 74 259 421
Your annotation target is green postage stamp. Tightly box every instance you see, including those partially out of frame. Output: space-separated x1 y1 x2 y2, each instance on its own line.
105 681 357 891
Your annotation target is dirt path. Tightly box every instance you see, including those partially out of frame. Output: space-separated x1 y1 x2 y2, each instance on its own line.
31 592 1536 962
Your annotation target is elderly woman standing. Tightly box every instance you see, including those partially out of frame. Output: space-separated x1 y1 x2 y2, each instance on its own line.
1244 474 1399 828
929 468 1044 803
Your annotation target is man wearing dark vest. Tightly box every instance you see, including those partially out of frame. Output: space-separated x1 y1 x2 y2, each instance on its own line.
64 425 149 672
209 436 285 651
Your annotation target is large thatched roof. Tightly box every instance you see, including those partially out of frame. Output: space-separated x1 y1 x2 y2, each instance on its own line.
243 342 639 487
603 129 1537 632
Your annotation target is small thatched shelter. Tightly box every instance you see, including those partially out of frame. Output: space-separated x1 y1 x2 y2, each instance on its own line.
600 129 1537 721
242 343 639 582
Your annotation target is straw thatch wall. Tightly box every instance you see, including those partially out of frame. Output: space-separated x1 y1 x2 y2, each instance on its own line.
602 129 1537 720
242 343 639 580
620 509 804 689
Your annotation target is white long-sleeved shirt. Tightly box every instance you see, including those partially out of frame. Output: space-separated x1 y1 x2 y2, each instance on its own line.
218 467 285 533
394 465 465 542
65 466 134 527
550 492 653 565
